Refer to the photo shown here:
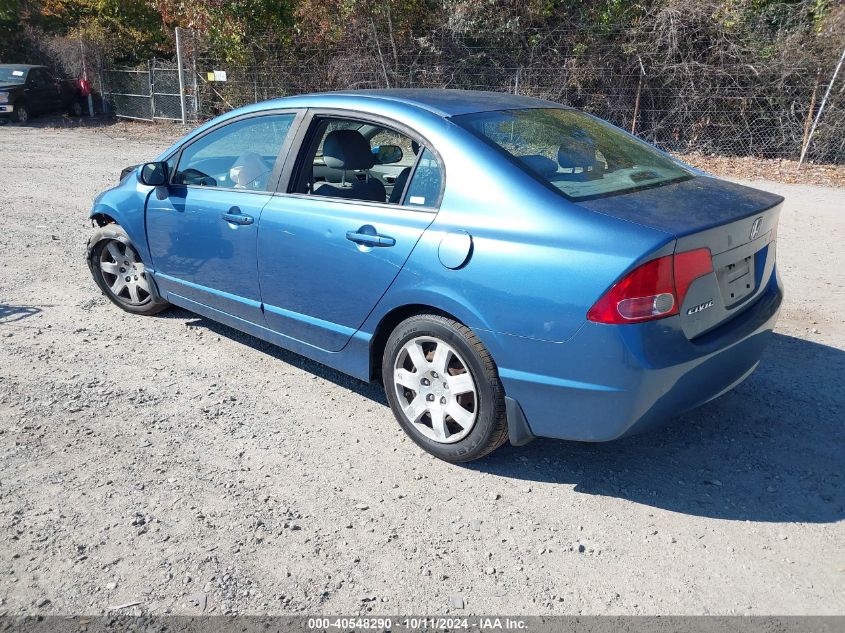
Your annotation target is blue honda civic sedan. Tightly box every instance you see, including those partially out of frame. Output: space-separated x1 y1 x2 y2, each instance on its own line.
86 89 783 462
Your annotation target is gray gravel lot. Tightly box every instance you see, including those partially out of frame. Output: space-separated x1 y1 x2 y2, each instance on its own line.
0 119 843 616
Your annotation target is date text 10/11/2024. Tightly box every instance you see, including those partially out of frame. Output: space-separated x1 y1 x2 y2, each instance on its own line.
306 617 529 630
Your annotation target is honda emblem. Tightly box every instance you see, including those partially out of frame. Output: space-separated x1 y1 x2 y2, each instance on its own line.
750 217 763 240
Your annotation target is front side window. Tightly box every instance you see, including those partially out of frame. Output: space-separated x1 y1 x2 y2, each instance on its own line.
173 113 296 190
455 108 689 200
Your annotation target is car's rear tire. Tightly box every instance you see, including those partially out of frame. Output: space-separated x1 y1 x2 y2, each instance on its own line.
382 314 508 462
87 223 169 316
12 103 30 124
69 99 84 117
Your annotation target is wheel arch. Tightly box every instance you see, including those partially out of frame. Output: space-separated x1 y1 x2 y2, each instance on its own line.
91 212 118 227
88 188 156 278
365 279 511 378
369 304 460 382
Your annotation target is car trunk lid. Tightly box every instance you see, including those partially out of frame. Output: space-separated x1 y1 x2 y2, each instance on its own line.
579 176 783 339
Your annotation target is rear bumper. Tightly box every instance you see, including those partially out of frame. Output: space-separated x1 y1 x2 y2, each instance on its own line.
495 269 783 442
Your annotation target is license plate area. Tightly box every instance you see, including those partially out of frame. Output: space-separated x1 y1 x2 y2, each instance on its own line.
717 254 756 308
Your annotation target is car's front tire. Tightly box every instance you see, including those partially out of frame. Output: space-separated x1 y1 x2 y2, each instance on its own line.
12 102 30 124
382 314 508 462
87 223 169 316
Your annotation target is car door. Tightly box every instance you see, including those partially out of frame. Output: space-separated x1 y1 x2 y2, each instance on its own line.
37 68 62 111
25 69 56 114
257 113 444 352
145 111 301 324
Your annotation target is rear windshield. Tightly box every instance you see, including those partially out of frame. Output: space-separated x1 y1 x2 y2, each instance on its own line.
454 108 690 200
0 67 28 84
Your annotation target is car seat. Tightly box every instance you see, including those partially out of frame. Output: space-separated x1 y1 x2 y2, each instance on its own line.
312 130 386 202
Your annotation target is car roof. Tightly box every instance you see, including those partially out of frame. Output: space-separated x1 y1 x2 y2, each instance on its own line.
269 89 567 118
161 89 573 159
0 64 43 69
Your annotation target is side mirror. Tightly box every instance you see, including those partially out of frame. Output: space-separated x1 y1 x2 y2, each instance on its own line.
372 144 403 165
140 162 168 186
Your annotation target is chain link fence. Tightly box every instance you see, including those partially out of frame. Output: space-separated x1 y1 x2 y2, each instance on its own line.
102 25 845 164
103 59 194 122
103 65 151 121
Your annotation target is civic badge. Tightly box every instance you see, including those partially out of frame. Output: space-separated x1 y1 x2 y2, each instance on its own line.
687 299 714 315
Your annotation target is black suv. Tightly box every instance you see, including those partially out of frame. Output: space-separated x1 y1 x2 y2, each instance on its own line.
0 64 84 124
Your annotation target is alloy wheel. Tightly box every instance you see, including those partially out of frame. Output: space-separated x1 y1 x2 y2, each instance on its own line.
98 240 152 306
393 336 478 443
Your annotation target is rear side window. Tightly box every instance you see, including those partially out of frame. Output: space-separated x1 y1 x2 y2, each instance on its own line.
293 115 441 208
173 114 295 190
28 69 51 87
455 108 689 201
404 148 442 208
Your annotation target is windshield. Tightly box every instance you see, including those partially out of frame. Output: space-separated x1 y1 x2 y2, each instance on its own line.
0 67 28 85
454 108 690 200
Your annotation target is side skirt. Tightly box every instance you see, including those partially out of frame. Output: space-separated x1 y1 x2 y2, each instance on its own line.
165 292 373 382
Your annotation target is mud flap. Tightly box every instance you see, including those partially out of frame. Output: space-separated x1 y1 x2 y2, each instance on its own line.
505 396 535 446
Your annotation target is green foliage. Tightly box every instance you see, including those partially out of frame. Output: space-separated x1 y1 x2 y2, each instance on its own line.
0 0 18 33
0 0 19 60
0 0 17 22
150 0 296 63
0 0 840 73
89 0 170 60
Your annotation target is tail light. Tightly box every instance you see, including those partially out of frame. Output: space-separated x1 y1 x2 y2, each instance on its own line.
587 248 713 324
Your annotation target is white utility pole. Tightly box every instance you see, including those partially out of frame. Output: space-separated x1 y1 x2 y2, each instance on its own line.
175 27 188 125
799 45 845 167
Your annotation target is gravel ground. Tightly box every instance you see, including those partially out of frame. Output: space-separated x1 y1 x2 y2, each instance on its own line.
0 118 843 617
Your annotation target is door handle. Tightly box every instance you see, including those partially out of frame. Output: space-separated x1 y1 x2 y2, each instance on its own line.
221 208 254 226
346 226 396 248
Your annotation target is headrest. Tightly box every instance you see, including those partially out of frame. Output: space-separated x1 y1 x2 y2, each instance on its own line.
230 152 270 188
323 129 374 170
558 138 597 168
518 154 557 178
